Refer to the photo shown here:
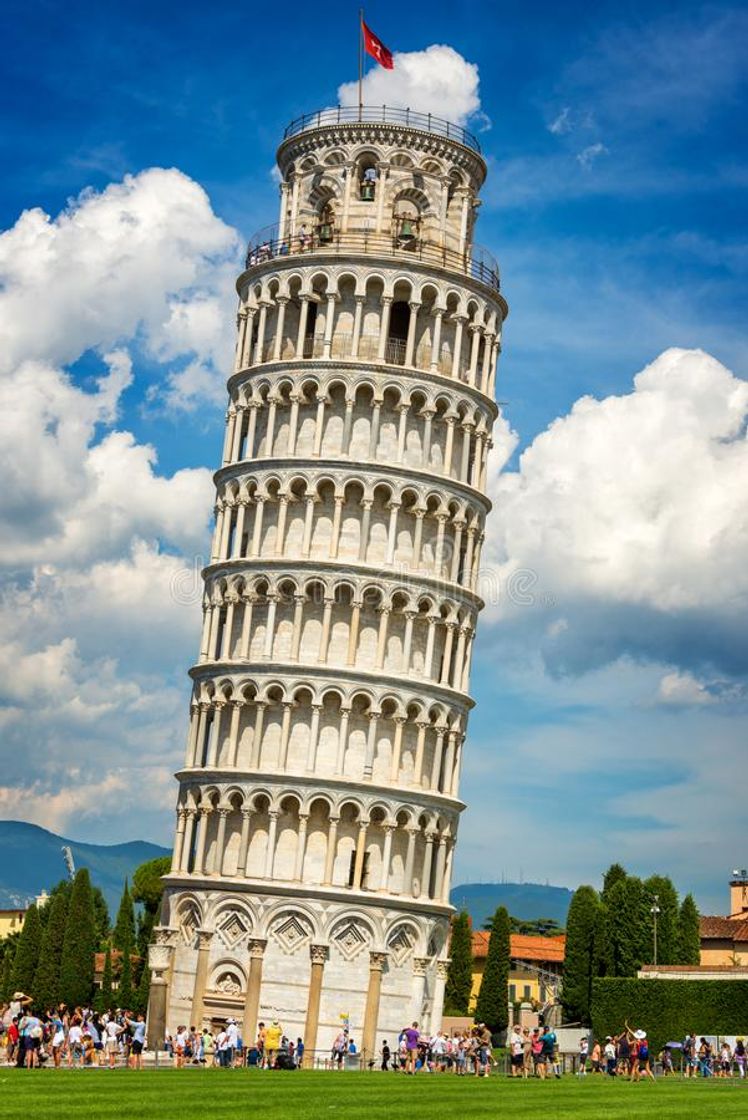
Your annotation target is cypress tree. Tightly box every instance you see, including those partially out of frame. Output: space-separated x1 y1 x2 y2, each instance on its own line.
601 863 628 902
678 894 701 964
134 949 151 1016
561 886 601 1023
444 911 473 1015
117 934 134 1011
0 946 15 1002
33 886 70 1010
10 903 42 997
474 905 510 1035
113 879 136 952
95 943 114 1012
644 875 680 964
59 868 97 1007
602 879 637 976
92 887 110 950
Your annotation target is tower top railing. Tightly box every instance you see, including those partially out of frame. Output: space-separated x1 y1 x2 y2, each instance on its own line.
242 222 500 292
281 106 482 155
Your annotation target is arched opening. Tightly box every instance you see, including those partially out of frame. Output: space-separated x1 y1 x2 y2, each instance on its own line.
387 300 409 366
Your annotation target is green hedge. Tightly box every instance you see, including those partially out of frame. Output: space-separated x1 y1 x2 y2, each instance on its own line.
591 978 748 1053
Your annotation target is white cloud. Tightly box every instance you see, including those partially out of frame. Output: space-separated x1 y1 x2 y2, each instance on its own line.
548 107 572 135
338 45 481 127
577 142 608 168
484 348 748 677
657 670 715 706
0 168 237 840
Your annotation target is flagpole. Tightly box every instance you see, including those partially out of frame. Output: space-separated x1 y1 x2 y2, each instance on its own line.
358 8 364 120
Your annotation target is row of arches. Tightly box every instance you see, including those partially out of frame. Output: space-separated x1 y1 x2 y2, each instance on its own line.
172 786 457 905
221 375 492 489
210 475 486 593
198 577 475 693
234 269 501 399
184 685 467 798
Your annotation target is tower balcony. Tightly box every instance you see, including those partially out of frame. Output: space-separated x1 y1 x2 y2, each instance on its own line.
244 222 501 293
281 105 483 155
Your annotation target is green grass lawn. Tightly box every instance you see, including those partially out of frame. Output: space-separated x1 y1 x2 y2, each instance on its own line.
0 1068 743 1119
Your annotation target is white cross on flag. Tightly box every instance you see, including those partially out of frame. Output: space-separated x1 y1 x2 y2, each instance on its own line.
362 19 394 69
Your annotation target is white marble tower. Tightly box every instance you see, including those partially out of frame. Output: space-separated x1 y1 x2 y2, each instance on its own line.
149 105 508 1062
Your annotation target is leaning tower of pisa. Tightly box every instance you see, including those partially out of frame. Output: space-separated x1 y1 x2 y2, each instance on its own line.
148 106 507 1061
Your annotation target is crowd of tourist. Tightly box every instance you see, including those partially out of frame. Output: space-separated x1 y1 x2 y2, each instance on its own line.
0 992 146 1069
2 989 746 1080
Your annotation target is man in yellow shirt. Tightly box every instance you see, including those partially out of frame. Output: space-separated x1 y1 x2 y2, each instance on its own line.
264 1020 283 1068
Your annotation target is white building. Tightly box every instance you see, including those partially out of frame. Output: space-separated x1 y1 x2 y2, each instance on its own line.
148 105 508 1062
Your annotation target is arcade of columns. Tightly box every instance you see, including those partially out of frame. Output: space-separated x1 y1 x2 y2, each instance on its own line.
148 108 507 1061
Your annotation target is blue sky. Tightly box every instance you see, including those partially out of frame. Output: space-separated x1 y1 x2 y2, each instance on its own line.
0 1 746 912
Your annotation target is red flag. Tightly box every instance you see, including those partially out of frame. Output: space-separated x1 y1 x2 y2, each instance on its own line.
362 20 394 70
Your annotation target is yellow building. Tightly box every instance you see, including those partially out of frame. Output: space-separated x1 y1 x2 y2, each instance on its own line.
699 872 748 966
471 931 565 1008
0 908 27 940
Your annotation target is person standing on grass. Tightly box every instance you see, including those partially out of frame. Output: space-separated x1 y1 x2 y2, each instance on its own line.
604 1036 616 1076
509 1026 524 1077
174 1025 189 1068
590 1039 602 1073
103 1015 123 1069
403 1021 420 1074
531 1028 545 1079
624 1024 655 1083
578 1035 589 1075
381 1038 391 1071
264 1019 283 1068
540 1026 559 1079
682 1032 697 1077
125 1013 146 1070
735 1038 746 1078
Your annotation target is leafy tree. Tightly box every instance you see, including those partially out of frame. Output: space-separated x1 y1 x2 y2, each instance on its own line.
132 855 171 959
0 928 21 968
444 911 473 1016
113 879 136 951
562 886 601 1023
59 868 97 1007
95 943 114 1012
602 880 637 977
678 894 701 964
33 886 70 1010
10 903 42 997
474 905 510 1034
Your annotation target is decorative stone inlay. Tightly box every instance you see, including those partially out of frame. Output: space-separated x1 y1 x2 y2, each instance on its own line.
271 912 313 955
332 919 369 961
217 910 249 949
387 925 414 965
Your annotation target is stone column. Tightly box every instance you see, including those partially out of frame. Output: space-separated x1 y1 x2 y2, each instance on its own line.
352 819 368 889
351 295 364 358
303 944 329 1066
377 296 392 361
146 941 173 1052
294 813 309 880
206 701 225 768
329 494 344 557
239 593 255 657
295 296 310 356
431 959 450 1034
389 716 405 782
405 302 420 366
242 938 267 1047
213 809 228 876
419 832 436 899
424 615 438 679
287 388 300 452
379 824 394 892
190 929 214 1029
250 700 266 767
451 316 466 379
347 599 361 665
238 808 253 876
375 606 390 669
409 956 428 1024
306 703 323 771
264 810 279 878
323 815 339 885
363 711 379 777
361 951 388 1062
429 309 444 372
396 407 408 462
404 827 418 896
322 293 337 359
179 809 196 872
335 708 350 774
443 418 456 476
245 402 259 459
229 700 244 767
273 298 288 362
278 700 294 769
440 623 456 686
413 721 428 786
194 808 210 875
170 808 187 873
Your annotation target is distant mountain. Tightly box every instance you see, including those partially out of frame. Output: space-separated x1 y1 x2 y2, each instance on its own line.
450 882 574 929
0 821 170 917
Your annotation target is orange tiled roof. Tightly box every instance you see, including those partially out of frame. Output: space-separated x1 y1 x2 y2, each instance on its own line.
700 916 748 941
472 930 566 963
